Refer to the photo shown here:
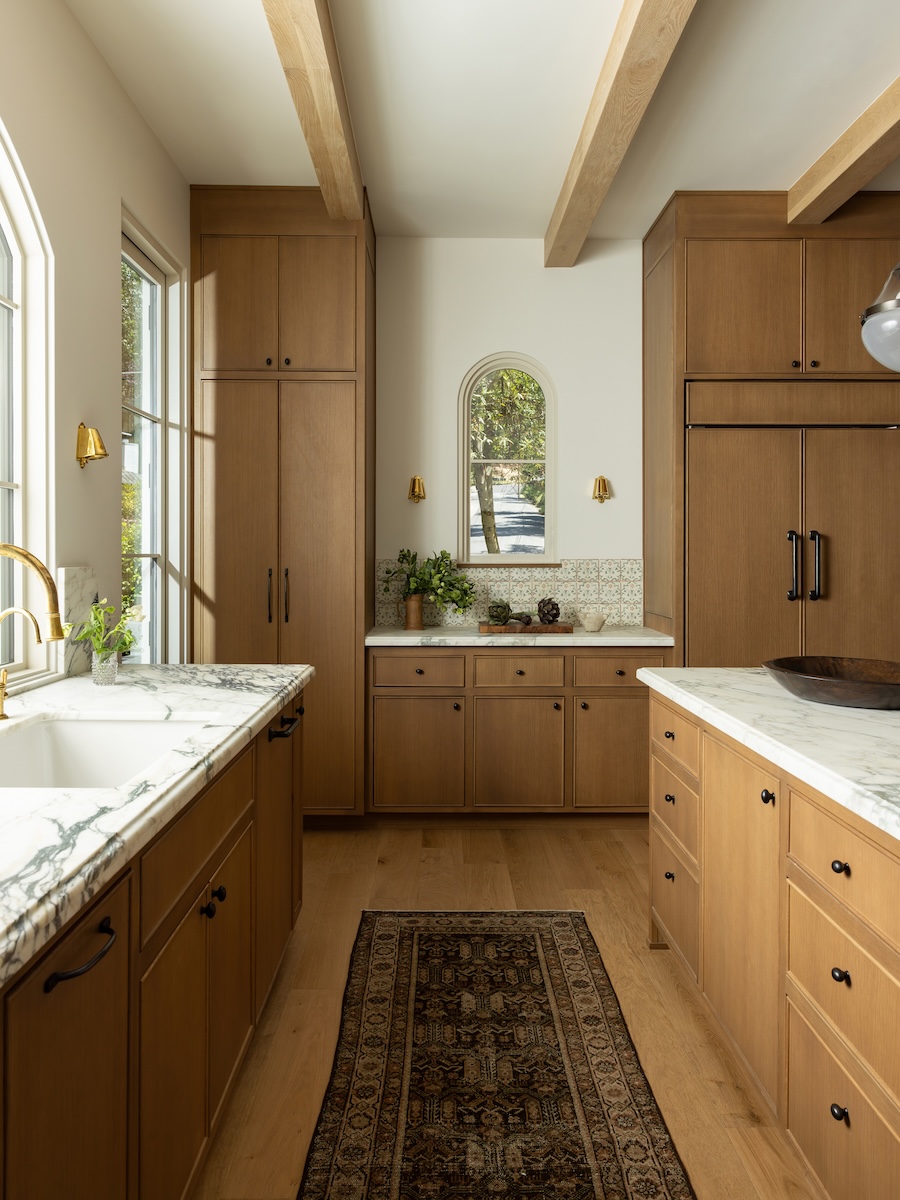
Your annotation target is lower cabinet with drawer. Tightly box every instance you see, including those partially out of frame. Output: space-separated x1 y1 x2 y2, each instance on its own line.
648 691 900 1200
368 646 666 812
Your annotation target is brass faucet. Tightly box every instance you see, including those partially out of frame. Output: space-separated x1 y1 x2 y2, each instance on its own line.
0 543 66 720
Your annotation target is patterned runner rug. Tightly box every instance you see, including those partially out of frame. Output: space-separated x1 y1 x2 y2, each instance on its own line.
298 911 695 1200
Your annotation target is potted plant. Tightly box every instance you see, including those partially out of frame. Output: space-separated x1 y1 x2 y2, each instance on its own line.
72 598 141 684
382 550 475 630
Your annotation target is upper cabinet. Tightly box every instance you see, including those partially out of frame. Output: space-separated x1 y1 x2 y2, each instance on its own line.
200 233 357 372
685 235 900 376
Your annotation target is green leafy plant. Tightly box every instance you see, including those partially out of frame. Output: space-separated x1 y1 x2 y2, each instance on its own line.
382 549 476 613
72 598 142 660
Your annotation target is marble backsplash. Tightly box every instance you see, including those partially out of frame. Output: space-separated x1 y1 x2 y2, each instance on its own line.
375 558 643 628
57 565 97 676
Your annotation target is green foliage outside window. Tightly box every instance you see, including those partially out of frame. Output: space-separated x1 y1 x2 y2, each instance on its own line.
121 261 141 612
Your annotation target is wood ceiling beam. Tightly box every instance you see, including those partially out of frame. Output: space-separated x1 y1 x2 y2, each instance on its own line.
544 0 698 268
262 0 364 221
788 77 900 225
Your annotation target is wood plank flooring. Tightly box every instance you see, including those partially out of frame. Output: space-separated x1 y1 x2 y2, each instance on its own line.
191 816 824 1200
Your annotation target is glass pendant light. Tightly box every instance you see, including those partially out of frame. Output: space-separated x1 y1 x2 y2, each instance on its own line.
861 264 900 371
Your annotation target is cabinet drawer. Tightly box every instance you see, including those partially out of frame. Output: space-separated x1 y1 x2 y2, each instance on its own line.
649 825 699 978
650 754 699 860
141 750 253 945
573 654 663 687
787 1002 900 1200
372 654 465 687
650 700 700 778
789 884 900 1105
790 789 900 951
473 655 564 687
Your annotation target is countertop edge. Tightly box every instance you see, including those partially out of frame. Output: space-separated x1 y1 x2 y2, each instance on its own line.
366 625 675 647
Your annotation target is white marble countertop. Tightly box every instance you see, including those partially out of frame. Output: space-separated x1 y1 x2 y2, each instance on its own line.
366 625 674 647
0 663 313 987
638 667 900 843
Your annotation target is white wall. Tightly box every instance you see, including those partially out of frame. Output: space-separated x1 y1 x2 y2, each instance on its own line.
1 0 189 608
375 237 643 562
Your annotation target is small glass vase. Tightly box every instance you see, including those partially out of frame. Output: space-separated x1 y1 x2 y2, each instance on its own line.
91 651 118 686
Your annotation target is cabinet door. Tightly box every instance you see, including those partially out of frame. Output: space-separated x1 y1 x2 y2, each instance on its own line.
201 235 278 371
573 694 649 808
473 696 564 807
805 239 900 374
685 239 802 374
804 427 900 661
208 825 254 1125
255 703 295 1017
5 880 129 1200
292 696 304 922
140 890 208 1200
279 382 359 811
686 427 802 665
372 696 466 808
279 236 357 371
703 735 781 1107
194 380 280 663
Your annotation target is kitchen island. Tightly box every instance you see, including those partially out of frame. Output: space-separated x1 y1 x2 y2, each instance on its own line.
638 665 900 1200
0 662 312 1200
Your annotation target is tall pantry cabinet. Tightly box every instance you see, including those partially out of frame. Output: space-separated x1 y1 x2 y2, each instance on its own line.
642 191 900 666
191 188 375 814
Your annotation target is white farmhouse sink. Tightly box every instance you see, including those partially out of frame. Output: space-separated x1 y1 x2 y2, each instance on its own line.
0 713 211 789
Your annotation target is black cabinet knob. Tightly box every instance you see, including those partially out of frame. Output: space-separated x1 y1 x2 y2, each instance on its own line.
761 789 776 805
211 886 227 903
581 702 588 709
453 703 460 710
831 967 851 985
415 668 424 674
664 730 675 740
284 357 291 365
830 1103 849 1124
664 871 675 881
296 705 304 716
516 669 525 675
200 901 217 919
791 360 800 368
664 793 675 804
265 357 272 365
831 860 851 875
615 669 626 676
810 360 820 368
553 702 561 710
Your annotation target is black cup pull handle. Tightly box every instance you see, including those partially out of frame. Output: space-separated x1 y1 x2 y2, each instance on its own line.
831 967 851 985
787 530 800 601
43 917 117 993
808 530 822 601
831 859 851 876
830 1103 849 1124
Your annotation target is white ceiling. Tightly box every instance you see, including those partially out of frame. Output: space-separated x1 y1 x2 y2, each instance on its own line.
66 0 900 243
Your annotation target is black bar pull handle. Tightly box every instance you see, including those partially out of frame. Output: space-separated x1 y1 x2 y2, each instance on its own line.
267 568 273 623
808 530 822 601
284 567 290 623
44 917 117 993
268 714 301 741
787 530 800 601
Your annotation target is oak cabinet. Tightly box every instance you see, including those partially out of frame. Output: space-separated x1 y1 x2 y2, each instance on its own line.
473 696 565 808
686 425 900 665
192 187 374 815
685 236 900 376
649 823 699 979
199 234 356 372
4 878 130 1200
367 646 666 812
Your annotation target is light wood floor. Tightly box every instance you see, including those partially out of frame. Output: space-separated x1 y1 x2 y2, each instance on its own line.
192 816 824 1200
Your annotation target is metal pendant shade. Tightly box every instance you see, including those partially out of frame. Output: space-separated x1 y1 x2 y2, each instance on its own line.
861 265 900 371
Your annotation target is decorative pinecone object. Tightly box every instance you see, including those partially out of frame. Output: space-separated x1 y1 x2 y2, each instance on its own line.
488 600 512 625
537 597 560 624
510 612 532 626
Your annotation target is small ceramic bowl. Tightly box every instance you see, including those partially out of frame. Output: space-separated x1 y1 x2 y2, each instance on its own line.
578 611 606 633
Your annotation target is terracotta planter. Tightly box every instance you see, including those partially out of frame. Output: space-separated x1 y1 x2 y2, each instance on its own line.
404 593 424 631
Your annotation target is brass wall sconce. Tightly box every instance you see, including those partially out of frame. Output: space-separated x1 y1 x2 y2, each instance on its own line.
408 475 426 503
76 423 109 468
592 475 611 503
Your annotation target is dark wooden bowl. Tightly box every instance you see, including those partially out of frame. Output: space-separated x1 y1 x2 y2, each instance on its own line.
763 656 900 710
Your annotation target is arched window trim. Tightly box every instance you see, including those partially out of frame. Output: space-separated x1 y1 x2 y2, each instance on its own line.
457 351 557 565
0 117 53 683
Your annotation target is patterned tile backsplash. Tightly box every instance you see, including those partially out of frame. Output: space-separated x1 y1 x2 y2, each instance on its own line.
375 558 643 628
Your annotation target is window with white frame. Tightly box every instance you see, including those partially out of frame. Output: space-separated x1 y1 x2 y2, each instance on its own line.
121 236 165 663
459 353 556 564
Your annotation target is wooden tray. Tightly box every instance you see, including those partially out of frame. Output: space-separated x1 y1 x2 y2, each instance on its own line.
478 623 574 634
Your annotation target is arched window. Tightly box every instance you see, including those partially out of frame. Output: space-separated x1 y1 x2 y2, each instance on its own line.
459 353 556 563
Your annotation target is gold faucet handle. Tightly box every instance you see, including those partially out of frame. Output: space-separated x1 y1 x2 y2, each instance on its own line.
0 668 7 720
